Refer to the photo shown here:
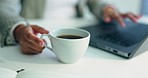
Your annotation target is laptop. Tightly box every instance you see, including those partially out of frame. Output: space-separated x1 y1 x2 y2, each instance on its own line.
81 20 148 58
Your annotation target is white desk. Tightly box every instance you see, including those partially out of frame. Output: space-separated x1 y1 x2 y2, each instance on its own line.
0 17 148 78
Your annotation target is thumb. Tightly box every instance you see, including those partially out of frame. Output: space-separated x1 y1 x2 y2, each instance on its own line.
32 25 49 34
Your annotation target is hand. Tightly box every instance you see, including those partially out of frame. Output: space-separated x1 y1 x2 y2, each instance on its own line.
102 6 141 27
14 25 49 54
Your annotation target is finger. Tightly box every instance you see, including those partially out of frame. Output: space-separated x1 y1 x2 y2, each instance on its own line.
24 27 45 51
104 17 112 23
128 14 137 23
131 13 142 19
20 45 37 54
21 46 42 54
32 25 49 34
123 13 138 23
28 46 43 54
121 13 141 21
104 8 126 27
20 39 44 54
103 12 112 23
27 40 45 53
114 14 126 27
24 36 45 51
25 31 43 45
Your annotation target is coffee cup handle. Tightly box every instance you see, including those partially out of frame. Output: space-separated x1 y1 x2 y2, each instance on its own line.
40 34 53 51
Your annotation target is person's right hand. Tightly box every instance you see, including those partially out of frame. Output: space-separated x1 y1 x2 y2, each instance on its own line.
14 25 49 54
102 6 141 27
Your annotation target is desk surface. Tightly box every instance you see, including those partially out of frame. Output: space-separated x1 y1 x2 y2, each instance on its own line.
0 17 148 78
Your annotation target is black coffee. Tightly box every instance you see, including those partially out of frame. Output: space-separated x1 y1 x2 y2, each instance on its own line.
57 35 84 39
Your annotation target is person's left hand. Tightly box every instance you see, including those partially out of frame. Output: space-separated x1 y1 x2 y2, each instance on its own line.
102 6 141 27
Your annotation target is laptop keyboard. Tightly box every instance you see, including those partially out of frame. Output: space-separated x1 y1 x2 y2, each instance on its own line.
97 25 148 47
98 33 137 47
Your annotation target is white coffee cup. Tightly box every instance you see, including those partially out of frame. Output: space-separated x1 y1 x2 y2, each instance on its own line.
41 28 90 64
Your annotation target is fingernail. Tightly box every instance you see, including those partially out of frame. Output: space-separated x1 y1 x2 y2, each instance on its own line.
138 15 142 19
105 18 111 23
134 19 138 23
39 42 44 47
45 30 49 33
121 23 126 27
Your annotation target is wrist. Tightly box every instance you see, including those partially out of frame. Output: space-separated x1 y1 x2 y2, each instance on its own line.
14 25 26 42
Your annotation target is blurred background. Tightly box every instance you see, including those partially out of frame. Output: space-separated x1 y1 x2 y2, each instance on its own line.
42 0 148 20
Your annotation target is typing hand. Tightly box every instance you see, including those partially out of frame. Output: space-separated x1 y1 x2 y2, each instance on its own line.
102 6 141 27
14 25 49 54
